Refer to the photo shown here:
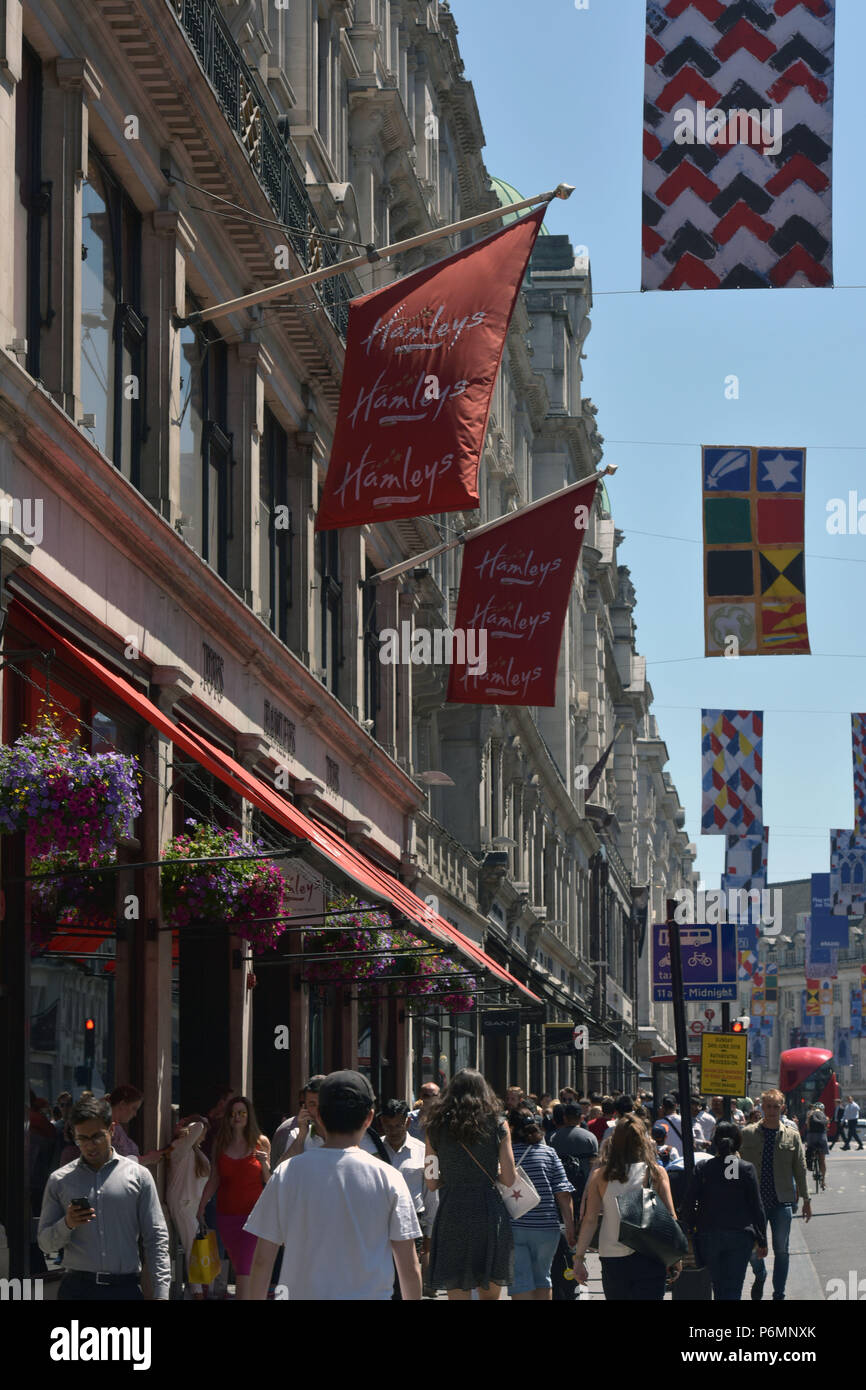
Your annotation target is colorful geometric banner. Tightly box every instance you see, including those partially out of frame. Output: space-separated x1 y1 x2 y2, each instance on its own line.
724 827 769 888
764 961 778 1017
835 1027 851 1066
316 207 546 529
446 477 598 706
751 982 765 1016
830 829 866 915
853 715 866 833
642 0 835 291
851 988 863 1038
805 979 821 1016
703 447 809 655
801 990 826 1037
702 709 763 834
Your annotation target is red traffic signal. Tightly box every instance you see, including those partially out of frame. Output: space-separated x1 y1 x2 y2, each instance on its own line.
84 1017 95 1032
731 1020 745 1033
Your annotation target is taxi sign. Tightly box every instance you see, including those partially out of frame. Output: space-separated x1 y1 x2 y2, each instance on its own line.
700 1031 748 1097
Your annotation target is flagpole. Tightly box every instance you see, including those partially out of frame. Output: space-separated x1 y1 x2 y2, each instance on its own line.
179 184 575 328
369 464 617 585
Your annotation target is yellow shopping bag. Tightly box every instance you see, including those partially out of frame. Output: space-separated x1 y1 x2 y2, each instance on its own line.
188 1227 220 1285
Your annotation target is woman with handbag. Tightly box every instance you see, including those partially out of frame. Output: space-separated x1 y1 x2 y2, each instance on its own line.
681 1121 767 1301
196 1095 270 1300
507 1112 575 1301
572 1114 682 1300
425 1069 517 1300
166 1115 211 1299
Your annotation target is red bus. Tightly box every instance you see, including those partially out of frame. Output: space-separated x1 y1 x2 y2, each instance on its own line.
779 1047 839 1132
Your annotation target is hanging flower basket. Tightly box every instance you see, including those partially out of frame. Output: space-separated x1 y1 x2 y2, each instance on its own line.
302 897 392 984
0 702 141 858
303 900 475 1010
161 821 288 953
30 848 117 946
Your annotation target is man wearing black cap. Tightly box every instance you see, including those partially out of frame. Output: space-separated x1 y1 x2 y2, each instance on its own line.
244 1070 423 1300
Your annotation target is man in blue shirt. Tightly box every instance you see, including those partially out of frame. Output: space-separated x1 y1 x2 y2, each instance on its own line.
38 1094 170 1300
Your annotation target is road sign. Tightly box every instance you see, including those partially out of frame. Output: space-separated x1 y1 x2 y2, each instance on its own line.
652 923 737 1002
689 1020 705 1035
705 1009 715 1021
573 1024 588 1050
700 1032 748 1097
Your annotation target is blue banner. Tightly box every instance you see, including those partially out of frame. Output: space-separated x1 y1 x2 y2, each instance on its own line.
811 911 849 953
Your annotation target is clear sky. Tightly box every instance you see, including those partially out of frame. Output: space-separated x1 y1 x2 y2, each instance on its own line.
452 0 863 890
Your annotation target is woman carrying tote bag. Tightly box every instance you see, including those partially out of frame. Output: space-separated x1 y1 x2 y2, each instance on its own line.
572 1114 682 1300
425 1069 517 1300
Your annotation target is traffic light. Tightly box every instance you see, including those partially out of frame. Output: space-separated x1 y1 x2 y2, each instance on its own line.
731 1015 750 1033
747 1055 752 1085
83 1017 95 1068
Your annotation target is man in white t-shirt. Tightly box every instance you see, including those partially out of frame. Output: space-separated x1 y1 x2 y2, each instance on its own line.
658 1094 685 1158
245 1070 422 1300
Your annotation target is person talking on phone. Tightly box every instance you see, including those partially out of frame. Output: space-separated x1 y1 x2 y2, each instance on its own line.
37 1095 170 1301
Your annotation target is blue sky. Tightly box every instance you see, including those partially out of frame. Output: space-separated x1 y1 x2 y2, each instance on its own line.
452 0 864 889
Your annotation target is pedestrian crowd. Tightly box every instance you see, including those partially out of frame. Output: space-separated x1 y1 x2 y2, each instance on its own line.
33 1072 859 1302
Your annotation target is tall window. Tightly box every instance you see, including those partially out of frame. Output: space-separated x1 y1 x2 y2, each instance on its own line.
259 407 292 642
80 150 145 482
362 565 380 729
14 42 45 379
178 320 232 577
317 527 342 695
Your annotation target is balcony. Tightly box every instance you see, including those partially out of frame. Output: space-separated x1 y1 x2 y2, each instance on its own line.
170 0 352 337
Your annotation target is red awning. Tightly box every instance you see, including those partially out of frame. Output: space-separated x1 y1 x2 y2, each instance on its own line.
11 598 539 1003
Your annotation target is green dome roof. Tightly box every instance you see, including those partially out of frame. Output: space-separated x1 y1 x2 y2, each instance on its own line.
490 177 549 233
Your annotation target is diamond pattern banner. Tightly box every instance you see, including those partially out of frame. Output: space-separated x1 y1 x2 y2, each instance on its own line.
852 715 866 833
643 0 835 290
702 709 763 833
703 447 809 655
830 829 866 915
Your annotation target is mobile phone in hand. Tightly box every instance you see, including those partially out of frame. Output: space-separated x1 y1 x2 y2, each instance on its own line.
70 1197 92 1211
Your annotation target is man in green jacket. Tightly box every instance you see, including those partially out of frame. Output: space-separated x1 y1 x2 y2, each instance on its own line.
740 1088 811 1301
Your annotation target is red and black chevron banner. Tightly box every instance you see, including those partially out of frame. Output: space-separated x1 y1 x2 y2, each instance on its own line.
643 0 835 290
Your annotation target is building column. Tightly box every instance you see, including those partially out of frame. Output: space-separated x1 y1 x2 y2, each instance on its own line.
40 56 102 418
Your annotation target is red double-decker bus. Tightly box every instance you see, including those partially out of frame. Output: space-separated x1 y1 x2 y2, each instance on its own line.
779 1047 839 1131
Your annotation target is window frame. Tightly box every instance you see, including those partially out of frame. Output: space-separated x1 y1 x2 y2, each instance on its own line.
80 147 147 484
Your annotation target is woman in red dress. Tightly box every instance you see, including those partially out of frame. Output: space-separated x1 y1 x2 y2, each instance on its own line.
196 1095 270 1299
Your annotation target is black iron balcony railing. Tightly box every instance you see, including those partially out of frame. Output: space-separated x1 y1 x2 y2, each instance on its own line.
170 0 351 338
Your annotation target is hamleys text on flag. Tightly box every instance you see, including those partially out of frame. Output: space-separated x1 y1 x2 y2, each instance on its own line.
446 478 598 707
316 207 546 530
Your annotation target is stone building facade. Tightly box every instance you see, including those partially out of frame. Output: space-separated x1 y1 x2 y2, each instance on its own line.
0 0 696 1274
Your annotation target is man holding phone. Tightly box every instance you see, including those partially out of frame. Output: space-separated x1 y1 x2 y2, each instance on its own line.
37 1095 170 1301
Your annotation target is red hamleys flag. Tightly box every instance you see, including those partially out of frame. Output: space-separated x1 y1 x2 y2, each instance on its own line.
316 207 546 530
446 478 598 707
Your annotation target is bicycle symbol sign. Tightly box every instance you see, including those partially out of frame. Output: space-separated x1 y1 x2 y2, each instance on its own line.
651 923 737 1002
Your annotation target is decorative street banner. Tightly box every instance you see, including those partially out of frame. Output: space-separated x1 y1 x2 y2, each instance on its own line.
447 478 598 706
316 207 546 530
751 982 765 1016
652 922 737 1001
702 447 809 656
830 829 866 915
805 979 821 1016
835 1026 851 1066
764 960 778 1016
701 709 763 834
852 715 866 833
801 989 826 1037
642 0 835 290
725 827 769 889
851 988 863 1038
810 869 849 954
